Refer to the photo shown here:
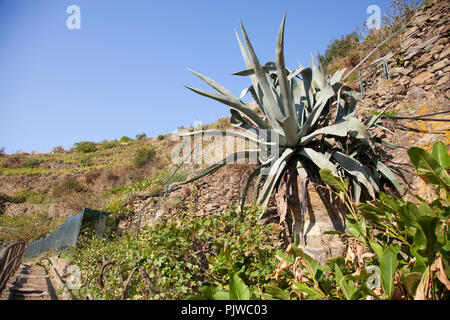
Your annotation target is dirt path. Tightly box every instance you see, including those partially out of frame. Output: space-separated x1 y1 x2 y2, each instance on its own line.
0 264 58 300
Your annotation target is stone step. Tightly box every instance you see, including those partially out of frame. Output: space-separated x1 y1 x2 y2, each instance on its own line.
11 278 49 287
9 286 46 294
8 291 51 300
14 274 49 279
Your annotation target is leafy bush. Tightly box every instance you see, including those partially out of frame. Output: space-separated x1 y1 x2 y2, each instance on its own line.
320 32 360 70
74 141 97 153
133 146 155 168
136 133 147 141
119 136 133 143
69 207 282 300
52 175 84 196
0 147 5 157
98 140 120 150
23 159 41 169
79 154 93 167
157 134 165 141
264 141 449 300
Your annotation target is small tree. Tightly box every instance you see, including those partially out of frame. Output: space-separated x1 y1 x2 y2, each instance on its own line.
136 133 147 140
120 136 133 143
74 141 97 153
133 146 155 168
23 159 41 169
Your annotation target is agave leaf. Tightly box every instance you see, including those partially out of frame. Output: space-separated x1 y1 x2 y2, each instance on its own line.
240 166 262 209
299 117 366 146
366 104 392 129
257 148 295 209
177 129 275 146
235 29 268 117
311 53 326 90
240 86 251 99
277 116 299 147
352 180 362 203
376 160 403 194
239 21 286 125
334 85 346 123
332 151 378 199
232 65 277 76
287 68 302 81
230 109 260 133
185 86 269 129
297 84 334 139
342 90 361 116
181 150 261 185
188 68 235 97
379 139 404 150
330 68 347 85
297 148 338 176
229 109 281 146
275 12 296 126
299 67 313 111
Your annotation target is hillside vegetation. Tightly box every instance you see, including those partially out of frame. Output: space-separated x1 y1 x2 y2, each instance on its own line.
0 0 448 301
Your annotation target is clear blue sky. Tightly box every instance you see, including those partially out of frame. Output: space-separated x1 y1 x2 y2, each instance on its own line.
0 0 390 154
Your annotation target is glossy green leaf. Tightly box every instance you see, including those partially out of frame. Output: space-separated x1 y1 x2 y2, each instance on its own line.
264 284 291 300
431 141 450 169
319 168 348 193
229 273 251 300
416 216 440 261
380 246 399 298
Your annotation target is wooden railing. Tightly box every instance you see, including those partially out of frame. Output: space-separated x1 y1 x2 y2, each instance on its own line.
0 242 26 294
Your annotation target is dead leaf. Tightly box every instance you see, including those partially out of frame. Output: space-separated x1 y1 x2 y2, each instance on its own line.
431 255 450 291
414 269 430 300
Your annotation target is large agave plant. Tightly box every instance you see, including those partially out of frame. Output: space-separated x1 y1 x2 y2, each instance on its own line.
179 14 401 234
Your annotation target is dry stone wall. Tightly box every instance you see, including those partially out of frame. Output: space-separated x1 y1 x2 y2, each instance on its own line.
363 0 450 106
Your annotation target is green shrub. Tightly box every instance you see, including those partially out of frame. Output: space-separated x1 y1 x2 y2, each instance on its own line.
133 146 155 168
52 175 84 196
320 32 360 69
98 140 119 150
74 141 97 153
23 159 41 169
157 134 165 141
79 155 93 167
136 133 147 140
119 136 133 143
